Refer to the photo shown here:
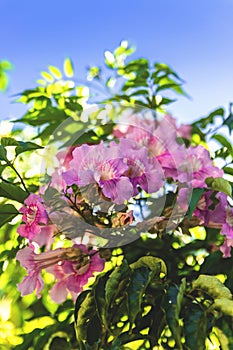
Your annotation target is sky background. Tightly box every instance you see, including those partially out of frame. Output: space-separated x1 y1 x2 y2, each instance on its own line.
1 0 233 124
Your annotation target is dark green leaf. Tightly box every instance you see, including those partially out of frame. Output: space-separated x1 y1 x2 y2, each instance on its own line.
188 188 205 219
183 304 207 350
0 204 18 227
15 141 43 156
74 290 100 344
0 181 28 203
212 134 233 155
193 108 225 129
1 137 19 147
105 260 131 307
223 166 233 176
164 279 186 349
127 267 151 325
0 145 8 161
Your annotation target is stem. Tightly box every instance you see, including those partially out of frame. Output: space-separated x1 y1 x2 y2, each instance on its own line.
8 161 30 194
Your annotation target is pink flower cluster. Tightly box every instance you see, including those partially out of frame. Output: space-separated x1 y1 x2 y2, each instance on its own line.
61 114 222 205
16 113 233 304
62 140 164 203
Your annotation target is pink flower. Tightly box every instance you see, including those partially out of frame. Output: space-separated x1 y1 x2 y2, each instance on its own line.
220 238 233 258
33 225 55 249
193 191 233 257
194 191 227 227
48 244 105 303
62 142 133 204
177 146 223 188
177 124 192 140
16 245 44 298
17 194 48 241
222 207 233 239
16 244 105 302
119 139 164 195
162 115 191 140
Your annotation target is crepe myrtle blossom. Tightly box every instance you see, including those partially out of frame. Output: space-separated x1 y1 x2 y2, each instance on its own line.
17 193 48 241
16 244 105 302
62 142 134 204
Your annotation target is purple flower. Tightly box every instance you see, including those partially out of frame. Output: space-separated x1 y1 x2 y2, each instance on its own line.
17 193 48 241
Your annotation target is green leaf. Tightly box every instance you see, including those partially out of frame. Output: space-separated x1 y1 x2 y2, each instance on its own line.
192 275 232 300
74 290 90 324
223 167 233 176
64 58 74 78
48 65 62 79
105 259 131 307
0 138 43 157
1 137 19 147
0 204 18 227
64 97 83 112
212 298 233 316
0 145 8 161
188 188 205 219
223 113 233 133
183 304 207 350
130 256 167 275
221 320 233 349
193 108 225 129
74 290 101 345
0 164 8 175
212 134 233 155
164 279 186 349
205 177 232 197
154 62 184 81
127 267 151 325
93 273 110 329
15 141 43 156
0 181 28 203
157 97 177 106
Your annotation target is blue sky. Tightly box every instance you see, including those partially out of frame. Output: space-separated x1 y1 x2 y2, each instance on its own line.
1 0 233 123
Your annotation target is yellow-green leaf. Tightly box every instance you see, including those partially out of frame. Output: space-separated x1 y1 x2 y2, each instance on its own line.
64 58 74 77
41 71 54 82
48 65 62 79
192 275 232 300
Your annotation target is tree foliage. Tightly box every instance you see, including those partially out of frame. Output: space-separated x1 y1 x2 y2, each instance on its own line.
0 41 233 349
